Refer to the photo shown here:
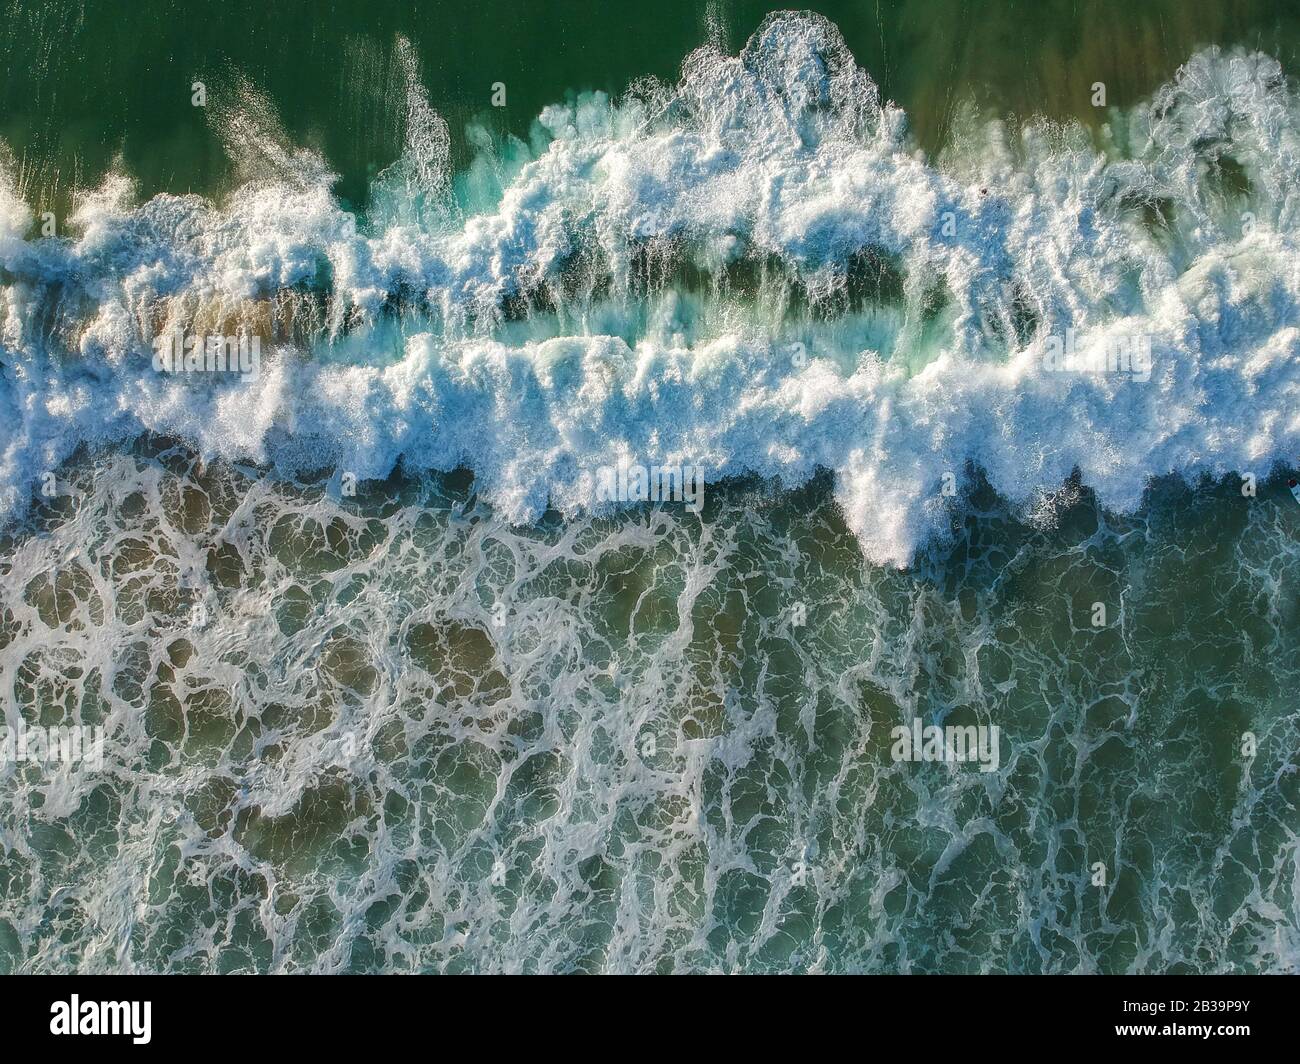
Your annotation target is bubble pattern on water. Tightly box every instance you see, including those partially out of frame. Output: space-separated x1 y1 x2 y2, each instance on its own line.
0 447 1295 973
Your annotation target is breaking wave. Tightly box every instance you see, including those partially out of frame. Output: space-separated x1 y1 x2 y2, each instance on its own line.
2 12 1299 975
1 11 1298 567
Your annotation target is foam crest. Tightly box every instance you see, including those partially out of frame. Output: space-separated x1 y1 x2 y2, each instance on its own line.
1 13 1299 566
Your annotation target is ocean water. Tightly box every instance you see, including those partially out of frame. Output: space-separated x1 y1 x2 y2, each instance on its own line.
0 3 1297 973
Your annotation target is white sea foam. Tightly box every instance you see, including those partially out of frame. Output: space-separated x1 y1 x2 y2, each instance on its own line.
1 13 1299 566
3 13 1298 975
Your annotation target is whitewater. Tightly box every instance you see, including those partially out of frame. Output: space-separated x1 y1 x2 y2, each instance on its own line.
1 12 1298 566
1 10 1298 976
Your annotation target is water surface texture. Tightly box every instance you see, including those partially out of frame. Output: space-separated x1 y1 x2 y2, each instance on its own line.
0 2 1297 973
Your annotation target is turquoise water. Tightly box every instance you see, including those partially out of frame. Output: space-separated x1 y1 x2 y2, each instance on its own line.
0 3 1297 973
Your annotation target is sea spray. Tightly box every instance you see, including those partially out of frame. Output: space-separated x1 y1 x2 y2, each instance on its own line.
0 15 1296 566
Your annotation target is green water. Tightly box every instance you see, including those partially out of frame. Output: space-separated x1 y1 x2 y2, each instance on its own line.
0 450 1295 972
5 0 1300 214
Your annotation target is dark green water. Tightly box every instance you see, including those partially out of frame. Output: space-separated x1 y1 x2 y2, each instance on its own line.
5 0 1300 212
